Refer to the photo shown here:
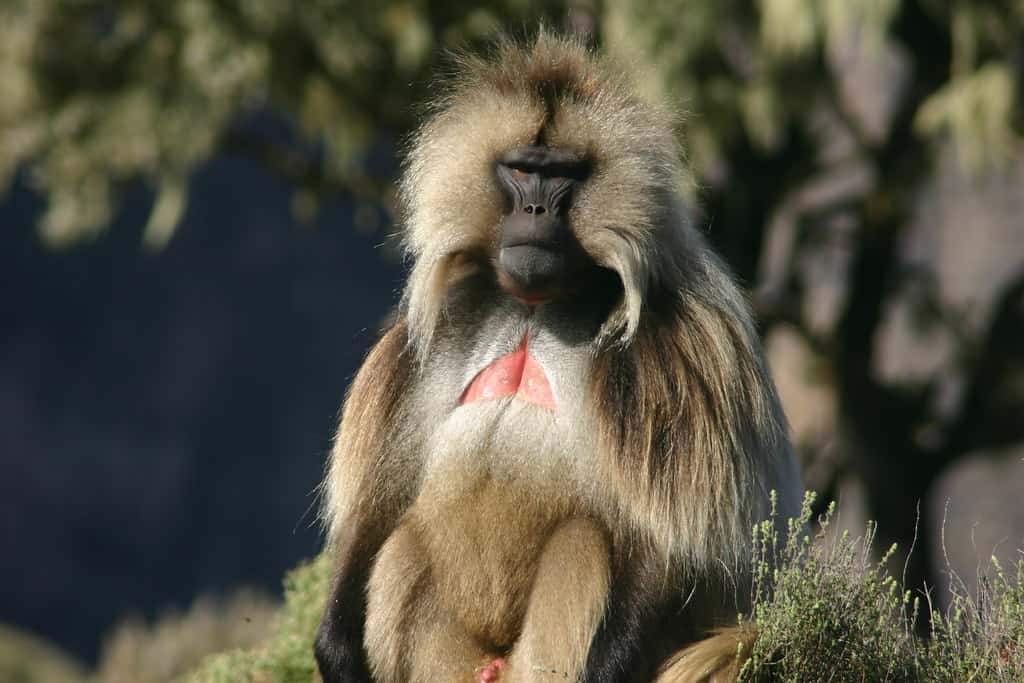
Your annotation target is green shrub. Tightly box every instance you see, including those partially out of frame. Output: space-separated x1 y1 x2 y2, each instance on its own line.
187 555 330 683
740 493 919 681
739 492 1024 682
921 556 1024 682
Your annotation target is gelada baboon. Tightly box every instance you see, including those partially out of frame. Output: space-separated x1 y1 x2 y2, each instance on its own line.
315 31 803 683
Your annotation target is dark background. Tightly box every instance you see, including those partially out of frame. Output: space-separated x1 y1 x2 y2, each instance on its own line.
0 148 402 661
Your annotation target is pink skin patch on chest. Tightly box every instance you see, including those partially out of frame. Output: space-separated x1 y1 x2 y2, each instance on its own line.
459 334 556 411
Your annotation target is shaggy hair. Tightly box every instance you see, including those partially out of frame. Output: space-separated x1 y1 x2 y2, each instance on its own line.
402 31 693 353
318 30 803 683
397 30 798 569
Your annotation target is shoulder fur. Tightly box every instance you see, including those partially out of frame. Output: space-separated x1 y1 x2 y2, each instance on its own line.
592 249 791 569
322 320 415 545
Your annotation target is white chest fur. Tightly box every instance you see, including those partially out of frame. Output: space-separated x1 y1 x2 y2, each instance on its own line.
414 313 602 508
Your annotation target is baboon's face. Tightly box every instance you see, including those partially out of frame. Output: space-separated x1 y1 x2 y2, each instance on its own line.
401 39 692 347
492 144 593 302
404 88 686 312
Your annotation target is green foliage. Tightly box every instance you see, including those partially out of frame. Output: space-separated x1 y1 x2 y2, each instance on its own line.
921 557 1024 682
0 0 567 246
607 0 1022 182
187 554 330 683
738 493 1024 682
4 1 1021 246
741 493 919 681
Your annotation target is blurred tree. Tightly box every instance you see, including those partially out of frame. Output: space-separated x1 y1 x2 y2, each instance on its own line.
0 0 573 247
2 0 1022 606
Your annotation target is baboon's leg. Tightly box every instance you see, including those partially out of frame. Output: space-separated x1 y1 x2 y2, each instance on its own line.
504 518 612 682
365 523 492 683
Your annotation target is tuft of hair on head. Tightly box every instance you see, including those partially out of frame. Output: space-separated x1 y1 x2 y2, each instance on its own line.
399 28 696 357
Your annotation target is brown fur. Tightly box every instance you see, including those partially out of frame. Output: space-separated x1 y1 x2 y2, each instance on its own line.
321 320 416 544
655 625 756 683
316 30 802 683
592 285 789 567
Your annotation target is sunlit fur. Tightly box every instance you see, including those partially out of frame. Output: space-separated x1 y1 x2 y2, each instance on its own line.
398 29 799 583
656 626 757 682
318 30 803 683
402 32 692 353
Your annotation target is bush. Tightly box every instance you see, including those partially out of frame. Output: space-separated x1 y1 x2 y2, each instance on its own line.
921 556 1024 682
740 492 1024 682
741 494 919 681
187 555 330 683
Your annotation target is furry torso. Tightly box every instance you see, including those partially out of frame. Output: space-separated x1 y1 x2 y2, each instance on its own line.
401 275 616 647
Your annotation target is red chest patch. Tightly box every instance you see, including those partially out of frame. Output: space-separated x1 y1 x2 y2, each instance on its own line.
459 336 556 411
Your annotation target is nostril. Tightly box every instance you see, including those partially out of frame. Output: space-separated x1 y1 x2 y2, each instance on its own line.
534 206 546 214
525 205 534 214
